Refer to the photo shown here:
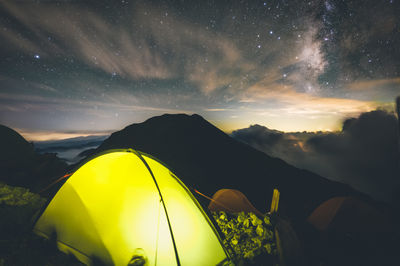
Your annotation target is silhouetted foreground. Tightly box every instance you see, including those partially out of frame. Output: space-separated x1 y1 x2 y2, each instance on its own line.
1 114 399 265
0 125 67 193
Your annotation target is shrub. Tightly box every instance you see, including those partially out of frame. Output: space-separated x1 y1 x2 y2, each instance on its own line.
212 211 277 265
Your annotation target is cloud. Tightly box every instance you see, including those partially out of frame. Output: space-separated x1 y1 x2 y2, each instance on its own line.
0 78 193 133
232 109 400 203
239 80 379 120
0 1 174 80
204 108 231 112
341 78 400 102
136 5 254 94
348 78 400 91
232 125 300 155
0 26 43 55
0 91 191 114
0 0 251 93
0 0 331 99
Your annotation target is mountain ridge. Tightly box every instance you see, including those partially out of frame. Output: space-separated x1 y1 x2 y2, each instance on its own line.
95 113 362 222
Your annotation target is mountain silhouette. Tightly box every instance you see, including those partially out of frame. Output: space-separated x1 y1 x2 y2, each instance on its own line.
95 114 363 222
0 125 67 192
2 117 397 265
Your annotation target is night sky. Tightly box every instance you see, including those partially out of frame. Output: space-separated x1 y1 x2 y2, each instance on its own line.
1 0 399 140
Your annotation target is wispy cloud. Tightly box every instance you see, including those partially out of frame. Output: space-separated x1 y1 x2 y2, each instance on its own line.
0 26 43 54
204 108 232 112
1 1 173 79
243 85 378 118
348 77 400 90
0 0 251 91
0 91 191 114
334 78 400 102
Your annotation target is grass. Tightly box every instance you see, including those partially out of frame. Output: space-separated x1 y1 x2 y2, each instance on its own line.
0 182 83 265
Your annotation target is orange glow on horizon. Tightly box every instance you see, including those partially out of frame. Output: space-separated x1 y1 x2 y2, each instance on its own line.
19 131 112 142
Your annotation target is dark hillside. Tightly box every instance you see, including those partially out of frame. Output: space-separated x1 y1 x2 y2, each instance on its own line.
0 125 67 192
96 114 362 222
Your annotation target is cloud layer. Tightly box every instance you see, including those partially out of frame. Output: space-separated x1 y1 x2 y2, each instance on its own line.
232 109 400 203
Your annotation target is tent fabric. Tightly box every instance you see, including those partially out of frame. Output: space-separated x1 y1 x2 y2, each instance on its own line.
307 196 391 233
208 188 263 216
307 197 346 231
34 149 229 266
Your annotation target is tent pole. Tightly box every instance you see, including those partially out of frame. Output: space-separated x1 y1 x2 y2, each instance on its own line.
134 151 181 266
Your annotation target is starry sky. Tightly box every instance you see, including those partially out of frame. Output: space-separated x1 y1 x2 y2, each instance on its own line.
0 0 399 140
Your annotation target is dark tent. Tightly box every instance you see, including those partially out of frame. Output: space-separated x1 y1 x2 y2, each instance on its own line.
307 196 392 233
208 188 263 216
306 196 399 266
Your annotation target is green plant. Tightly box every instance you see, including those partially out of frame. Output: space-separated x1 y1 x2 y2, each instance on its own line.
0 183 84 265
212 211 277 264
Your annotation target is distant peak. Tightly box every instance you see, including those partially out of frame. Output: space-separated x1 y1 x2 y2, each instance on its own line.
190 113 204 119
141 113 206 124
122 113 210 133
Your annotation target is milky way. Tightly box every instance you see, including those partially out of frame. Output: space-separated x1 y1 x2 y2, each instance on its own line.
0 0 399 137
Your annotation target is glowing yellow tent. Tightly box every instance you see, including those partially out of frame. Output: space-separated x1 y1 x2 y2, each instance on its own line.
34 149 230 266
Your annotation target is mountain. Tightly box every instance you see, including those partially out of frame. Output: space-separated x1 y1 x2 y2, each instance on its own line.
0 125 36 162
0 125 67 192
94 114 363 222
